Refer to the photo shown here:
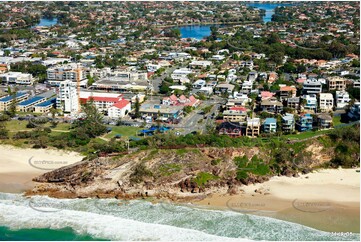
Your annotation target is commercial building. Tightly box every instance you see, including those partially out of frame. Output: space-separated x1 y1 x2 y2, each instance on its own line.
0 72 34 85
16 96 46 112
0 92 29 111
34 98 56 113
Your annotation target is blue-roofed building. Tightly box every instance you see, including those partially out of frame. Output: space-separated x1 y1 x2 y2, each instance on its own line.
17 96 46 112
263 118 277 133
34 98 56 113
0 92 29 111
298 114 313 132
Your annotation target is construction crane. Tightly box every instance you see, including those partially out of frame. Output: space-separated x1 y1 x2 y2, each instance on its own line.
76 64 82 114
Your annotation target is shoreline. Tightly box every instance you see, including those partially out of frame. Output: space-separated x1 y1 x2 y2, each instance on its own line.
0 144 359 233
193 168 360 233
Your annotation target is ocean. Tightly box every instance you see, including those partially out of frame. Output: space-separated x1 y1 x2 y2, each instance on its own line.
0 192 359 241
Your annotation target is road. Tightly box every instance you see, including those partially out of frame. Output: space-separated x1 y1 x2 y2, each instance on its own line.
151 64 179 93
171 96 225 135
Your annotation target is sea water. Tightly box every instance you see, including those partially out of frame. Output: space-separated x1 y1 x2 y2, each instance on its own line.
0 193 359 241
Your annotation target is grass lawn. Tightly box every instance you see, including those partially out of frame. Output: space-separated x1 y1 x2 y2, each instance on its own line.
6 120 28 130
53 122 71 131
104 125 143 139
283 129 331 140
333 116 342 126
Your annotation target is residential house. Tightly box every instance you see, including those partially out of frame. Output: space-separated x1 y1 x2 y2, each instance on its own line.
297 113 313 132
317 113 333 129
246 118 260 137
214 83 235 94
162 94 200 107
282 113 295 133
319 93 334 112
302 79 322 95
267 72 277 84
223 109 248 122
279 85 297 101
328 76 346 91
241 80 253 94
171 68 193 81
260 91 274 100
347 102 360 121
263 118 277 133
192 79 206 89
218 122 244 137
189 60 212 68
260 97 283 113
287 97 300 110
335 91 351 109
302 94 317 110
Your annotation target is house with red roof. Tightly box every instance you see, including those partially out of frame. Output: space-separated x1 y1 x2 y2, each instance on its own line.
162 94 200 107
279 85 297 101
108 99 131 118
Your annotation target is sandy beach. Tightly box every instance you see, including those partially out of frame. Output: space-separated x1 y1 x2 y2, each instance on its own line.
0 145 84 193
195 168 360 233
0 143 359 233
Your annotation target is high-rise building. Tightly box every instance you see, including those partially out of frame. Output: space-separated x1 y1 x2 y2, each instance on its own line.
56 80 79 113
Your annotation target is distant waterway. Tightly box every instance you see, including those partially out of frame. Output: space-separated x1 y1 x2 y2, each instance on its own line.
178 25 216 40
35 17 59 27
247 2 295 23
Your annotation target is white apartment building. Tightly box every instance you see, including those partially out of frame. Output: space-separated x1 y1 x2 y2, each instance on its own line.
146 64 161 72
241 80 253 94
56 80 79 113
319 93 334 112
0 72 34 85
107 99 131 118
335 91 351 109
189 60 212 68
171 68 193 80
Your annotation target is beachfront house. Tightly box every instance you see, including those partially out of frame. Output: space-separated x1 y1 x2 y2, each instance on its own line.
282 113 295 133
263 118 277 133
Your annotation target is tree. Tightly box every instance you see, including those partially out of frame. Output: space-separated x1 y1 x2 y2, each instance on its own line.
49 107 59 128
71 101 107 140
134 97 141 118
